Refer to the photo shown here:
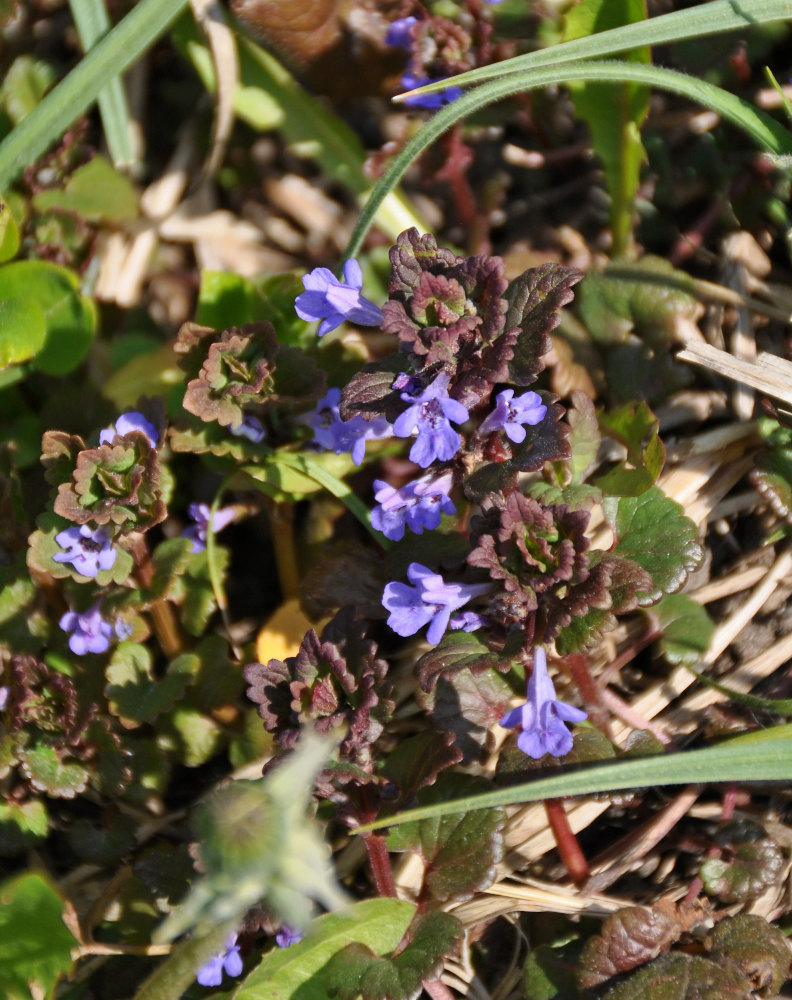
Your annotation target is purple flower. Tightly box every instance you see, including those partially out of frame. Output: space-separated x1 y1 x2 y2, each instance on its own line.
99 411 158 448
400 70 463 109
448 610 487 632
276 926 304 948
382 562 490 645
385 15 418 49
53 525 117 578
499 648 587 759
295 259 384 338
182 502 237 554
480 389 547 443
392 372 468 467
196 933 243 988
59 602 115 655
230 414 266 443
371 470 456 541
305 388 391 466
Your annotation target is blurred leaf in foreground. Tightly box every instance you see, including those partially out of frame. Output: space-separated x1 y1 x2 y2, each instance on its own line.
155 729 347 943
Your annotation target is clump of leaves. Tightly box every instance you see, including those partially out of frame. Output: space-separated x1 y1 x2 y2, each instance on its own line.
699 819 786 903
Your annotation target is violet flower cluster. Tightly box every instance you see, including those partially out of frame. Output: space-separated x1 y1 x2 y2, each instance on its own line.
293 251 587 760
295 259 383 338
385 17 462 109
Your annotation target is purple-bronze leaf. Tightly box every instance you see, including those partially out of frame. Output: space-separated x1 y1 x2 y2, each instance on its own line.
709 914 791 996
699 820 786 904
504 263 583 386
381 730 463 803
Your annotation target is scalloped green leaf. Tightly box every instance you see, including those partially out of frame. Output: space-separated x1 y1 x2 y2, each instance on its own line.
180 545 231 637
651 592 714 667
235 899 417 1000
158 705 224 768
0 872 78 1000
105 643 195 727
17 741 90 798
604 487 702 604
595 399 665 496
415 629 509 693
387 773 504 903
325 911 463 1000
0 55 55 124
700 820 786 903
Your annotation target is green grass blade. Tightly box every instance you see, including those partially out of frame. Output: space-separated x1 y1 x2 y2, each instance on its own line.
354 729 792 832
400 0 792 97
68 0 138 170
345 60 792 261
0 0 190 189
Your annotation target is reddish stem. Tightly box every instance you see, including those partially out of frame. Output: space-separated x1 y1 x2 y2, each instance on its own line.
544 797 590 888
423 978 456 1000
129 533 182 658
565 652 611 738
361 831 397 898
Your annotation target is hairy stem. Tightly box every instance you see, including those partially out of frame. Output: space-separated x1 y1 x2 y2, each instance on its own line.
361 831 397 898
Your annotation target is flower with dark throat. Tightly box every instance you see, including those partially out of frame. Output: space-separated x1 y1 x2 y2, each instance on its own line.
59 602 115 655
305 388 390 465
480 389 547 443
196 933 243 988
382 562 490 645
499 648 587 758
371 470 456 541
392 372 468 467
295 259 383 337
53 524 117 578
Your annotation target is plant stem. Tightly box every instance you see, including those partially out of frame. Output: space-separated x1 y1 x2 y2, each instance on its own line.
269 500 300 600
423 978 456 1000
129 533 182 658
544 797 590 888
361 831 397 898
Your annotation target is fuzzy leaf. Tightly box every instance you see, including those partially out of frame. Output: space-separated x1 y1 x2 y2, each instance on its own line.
387 773 504 903
0 799 48 856
139 537 193 603
415 668 514 761
699 820 786 903
579 900 705 990
651 593 714 667
340 353 409 423
235 899 418 1000
382 731 463 803
606 340 691 406
325 911 463 1000
504 264 583 385
605 488 702 604
709 914 791 996
0 872 78 1000
158 705 224 768
577 257 697 346
32 154 138 222
105 643 195 727
565 390 600 485
181 544 231 637
555 606 617 656
600 953 748 1000
415 629 509 693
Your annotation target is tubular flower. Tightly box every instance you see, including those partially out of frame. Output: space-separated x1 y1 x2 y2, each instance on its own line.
53 525 117 578
305 387 390 466
295 259 384 337
392 372 468 467
181 502 237 554
59 602 115 655
382 562 490 645
276 926 305 948
499 648 587 758
371 470 456 541
479 389 547 443
196 933 243 988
